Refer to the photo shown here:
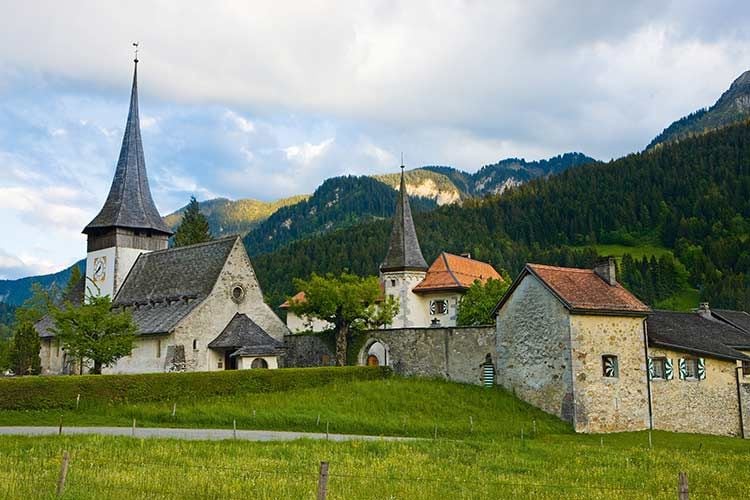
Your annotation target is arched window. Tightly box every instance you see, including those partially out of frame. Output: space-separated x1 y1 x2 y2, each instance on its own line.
251 358 269 369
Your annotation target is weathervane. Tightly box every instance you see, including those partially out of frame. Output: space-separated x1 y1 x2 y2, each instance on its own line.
133 42 139 62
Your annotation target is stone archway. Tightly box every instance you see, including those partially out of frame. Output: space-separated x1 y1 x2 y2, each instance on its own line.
359 339 390 367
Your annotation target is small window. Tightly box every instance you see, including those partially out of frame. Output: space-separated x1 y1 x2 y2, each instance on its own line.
684 358 699 379
602 355 619 378
390 279 396 287
651 357 666 379
743 360 750 377
156 339 161 358
192 339 198 351
430 300 448 316
218 361 223 369
231 284 246 303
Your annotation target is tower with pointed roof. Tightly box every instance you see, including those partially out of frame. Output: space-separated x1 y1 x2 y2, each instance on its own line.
380 165 429 327
83 57 172 299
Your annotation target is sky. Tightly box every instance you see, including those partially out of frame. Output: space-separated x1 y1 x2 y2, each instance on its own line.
1 1 750 280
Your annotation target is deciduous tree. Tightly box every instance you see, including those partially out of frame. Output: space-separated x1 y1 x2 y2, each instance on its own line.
456 277 510 326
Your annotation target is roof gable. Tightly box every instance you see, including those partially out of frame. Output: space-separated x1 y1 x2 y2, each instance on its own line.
208 313 283 356
413 253 502 293
493 263 650 317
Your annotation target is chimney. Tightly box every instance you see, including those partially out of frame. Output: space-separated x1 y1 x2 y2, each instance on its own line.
696 302 711 319
593 257 617 286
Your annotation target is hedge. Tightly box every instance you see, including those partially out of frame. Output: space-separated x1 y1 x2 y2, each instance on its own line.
0 366 391 411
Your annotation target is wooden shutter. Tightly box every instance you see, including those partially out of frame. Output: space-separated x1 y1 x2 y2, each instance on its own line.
664 358 674 380
482 362 495 388
647 358 654 380
678 358 687 380
697 358 706 380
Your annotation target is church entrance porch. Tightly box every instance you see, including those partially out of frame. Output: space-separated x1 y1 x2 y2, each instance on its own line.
223 350 238 370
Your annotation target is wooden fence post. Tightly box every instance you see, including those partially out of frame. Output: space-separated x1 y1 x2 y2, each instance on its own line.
678 471 689 500
56 451 70 497
317 461 329 500
58 416 63 436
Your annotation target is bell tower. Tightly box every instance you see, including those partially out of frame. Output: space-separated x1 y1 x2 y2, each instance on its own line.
82 56 172 299
380 164 429 327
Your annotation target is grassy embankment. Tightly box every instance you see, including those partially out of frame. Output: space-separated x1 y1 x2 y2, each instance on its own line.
1 368 749 498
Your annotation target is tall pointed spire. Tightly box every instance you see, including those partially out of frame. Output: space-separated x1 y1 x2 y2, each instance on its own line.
83 57 172 236
380 164 428 272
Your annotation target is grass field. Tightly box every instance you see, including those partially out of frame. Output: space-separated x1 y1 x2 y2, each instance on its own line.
2 373 750 498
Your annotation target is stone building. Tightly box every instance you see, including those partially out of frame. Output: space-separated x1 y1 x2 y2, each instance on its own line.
493 260 750 437
37 59 288 374
493 260 653 433
282 165 502 332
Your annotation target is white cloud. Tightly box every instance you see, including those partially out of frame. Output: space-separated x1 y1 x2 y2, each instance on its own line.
224 110 256 133
284 138 335 165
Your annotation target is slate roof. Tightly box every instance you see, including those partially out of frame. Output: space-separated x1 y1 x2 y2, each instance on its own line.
209 313 283 357
413 253 502 293
83 60 172 236
712 309 750 334
493 263 651 316
647 310 750 361
380 168 428 272
112 237 238 334
36 276 86 338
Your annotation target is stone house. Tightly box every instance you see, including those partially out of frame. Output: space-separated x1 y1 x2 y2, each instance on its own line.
37 59 288 374
493 260 653 433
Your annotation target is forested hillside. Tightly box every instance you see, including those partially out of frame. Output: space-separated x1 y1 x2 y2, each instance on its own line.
254 122 750 311
243 175 436 256
0 261 84 307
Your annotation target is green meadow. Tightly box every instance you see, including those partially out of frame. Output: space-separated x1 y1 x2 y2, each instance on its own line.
1 369 749 498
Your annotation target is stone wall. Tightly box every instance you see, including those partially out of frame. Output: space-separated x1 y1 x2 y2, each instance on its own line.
283 326 495 385
495 274 576 422
649 347 742 437
569 315 650 433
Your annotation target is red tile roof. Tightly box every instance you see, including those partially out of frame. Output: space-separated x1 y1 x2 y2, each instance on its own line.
279 291 306 309
494 263 651 316
412 253 502 294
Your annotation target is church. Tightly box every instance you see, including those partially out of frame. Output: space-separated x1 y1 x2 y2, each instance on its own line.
282 166 502 332
36 58 288 374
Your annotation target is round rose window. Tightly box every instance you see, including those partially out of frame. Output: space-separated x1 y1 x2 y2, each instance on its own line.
231 284 246 303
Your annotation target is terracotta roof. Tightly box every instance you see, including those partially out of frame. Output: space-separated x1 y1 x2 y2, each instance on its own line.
648 310 750 361
280 291 306 309
493 263 651 316
413 253 502 293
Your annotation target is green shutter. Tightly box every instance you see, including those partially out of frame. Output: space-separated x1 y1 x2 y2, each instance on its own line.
647 358 654 380
664 359 674 380
678 358 687 380
697 358 706 380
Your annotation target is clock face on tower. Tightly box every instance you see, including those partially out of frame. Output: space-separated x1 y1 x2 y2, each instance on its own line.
93 256 107 283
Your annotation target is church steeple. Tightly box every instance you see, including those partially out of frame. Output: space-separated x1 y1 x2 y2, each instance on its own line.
83 57 171 237
380 164 428 272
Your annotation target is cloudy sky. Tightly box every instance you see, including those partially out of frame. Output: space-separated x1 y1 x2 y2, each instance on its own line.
1 1 749 279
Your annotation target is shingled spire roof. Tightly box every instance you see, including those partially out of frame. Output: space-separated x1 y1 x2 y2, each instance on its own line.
83 59 172 235
380 166 428 272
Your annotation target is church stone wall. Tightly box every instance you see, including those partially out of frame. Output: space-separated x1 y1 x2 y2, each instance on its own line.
495 274 576 422
283 326 495 385
649 346 742 437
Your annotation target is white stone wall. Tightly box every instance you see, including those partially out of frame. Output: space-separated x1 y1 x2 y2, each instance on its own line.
85 247 148 300
237 356 278 369
382 270 427 328
415 292 462 327
285 311 333 333
495 274 576 421
102 336 169 374
40 338 66 375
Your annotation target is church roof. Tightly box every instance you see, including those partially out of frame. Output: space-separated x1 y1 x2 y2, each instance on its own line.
712 309 750 334
647 310 750 361
209 313 283 357
493 263 651 317
83 60 172 236
36 276 86 338
380 168 428 273
112 237 238 334
413 253 502 294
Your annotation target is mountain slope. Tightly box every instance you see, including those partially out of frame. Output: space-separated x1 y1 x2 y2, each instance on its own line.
243 175 436 256
374 169 464 205
0 260 85 306
164 195 308 237
252 122 750 312
648 70 750 149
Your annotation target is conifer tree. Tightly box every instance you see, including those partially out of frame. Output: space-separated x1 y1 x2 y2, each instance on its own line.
8 321 41 375
174 196 212 247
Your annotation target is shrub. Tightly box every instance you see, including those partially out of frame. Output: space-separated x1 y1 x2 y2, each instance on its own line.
0 366 390 410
